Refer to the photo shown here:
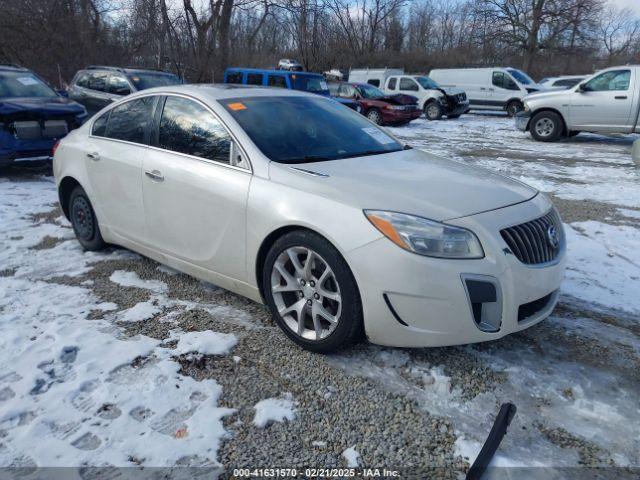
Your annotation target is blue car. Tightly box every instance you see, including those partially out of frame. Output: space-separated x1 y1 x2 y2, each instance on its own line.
224 68 361 113
0 65 87 167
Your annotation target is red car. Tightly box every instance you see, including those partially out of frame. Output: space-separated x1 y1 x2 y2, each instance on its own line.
329 82 422 126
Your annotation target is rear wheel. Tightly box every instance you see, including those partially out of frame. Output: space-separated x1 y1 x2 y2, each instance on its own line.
366 109 382 125
506 100 523 117
530 111 564 142
262 230 363 353
424 101 443 121
69 186 105 251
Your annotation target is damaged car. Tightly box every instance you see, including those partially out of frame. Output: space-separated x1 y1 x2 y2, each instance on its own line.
330 81 422 125
0 65 87 167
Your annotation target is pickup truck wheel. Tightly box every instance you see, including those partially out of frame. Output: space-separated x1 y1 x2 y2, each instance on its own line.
366 109 382 125
425 101 443 121
506 100 523 117
530 111 564 142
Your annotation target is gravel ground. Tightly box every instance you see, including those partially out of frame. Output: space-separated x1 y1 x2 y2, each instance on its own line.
1 114 638 477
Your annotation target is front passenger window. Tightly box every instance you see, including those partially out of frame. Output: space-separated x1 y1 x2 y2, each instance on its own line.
159 96 231 164
399 78 419 91
584 70 630 91
492 72 519 91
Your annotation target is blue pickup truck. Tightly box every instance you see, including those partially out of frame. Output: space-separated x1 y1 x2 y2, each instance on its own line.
224 68 361 113
0 65 87 167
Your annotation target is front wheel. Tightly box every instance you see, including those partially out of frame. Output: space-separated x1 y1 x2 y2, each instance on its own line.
366 109 382 125
424 101 443 121
530 111 564 142
69 186 106 251
262 230 363 353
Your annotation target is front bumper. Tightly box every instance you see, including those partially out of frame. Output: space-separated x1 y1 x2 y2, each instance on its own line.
346 194 566 347
382 108 422 125
515 111 531 131
444 100 470 116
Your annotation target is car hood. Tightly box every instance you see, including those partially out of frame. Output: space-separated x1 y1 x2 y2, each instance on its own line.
269 148 537 221
0 96 86 116
442 87 465 96
524 88 570 102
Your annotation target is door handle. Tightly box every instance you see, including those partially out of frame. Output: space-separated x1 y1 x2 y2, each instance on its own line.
488 88 495 91
86 152 100 161
145 169 164 182
480 87 486 91
614 95 628 100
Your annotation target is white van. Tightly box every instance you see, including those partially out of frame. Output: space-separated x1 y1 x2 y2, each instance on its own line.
349 68 469 120
429 67 545 116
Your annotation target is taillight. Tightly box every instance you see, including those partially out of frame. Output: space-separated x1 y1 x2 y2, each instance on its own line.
52 141 60 157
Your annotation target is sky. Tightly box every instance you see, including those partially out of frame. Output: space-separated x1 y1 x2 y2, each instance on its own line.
610 0 640 15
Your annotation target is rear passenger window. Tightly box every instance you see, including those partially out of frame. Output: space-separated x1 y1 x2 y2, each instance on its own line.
268 75 287 88
103 96 155 144
247 73 263 85
388 78 397 90
226 72 243 84
367 79 380 87
159 96 231 164
92 112 109 137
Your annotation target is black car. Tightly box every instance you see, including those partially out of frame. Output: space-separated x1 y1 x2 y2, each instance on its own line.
67 66 182 116
0 65 87 167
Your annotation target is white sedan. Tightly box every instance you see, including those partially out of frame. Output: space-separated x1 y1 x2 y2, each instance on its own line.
54 85 566 352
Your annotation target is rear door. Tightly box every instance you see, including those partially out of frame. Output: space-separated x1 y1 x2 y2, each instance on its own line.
142 95 251 280
86 95 157 242
569 69 635 132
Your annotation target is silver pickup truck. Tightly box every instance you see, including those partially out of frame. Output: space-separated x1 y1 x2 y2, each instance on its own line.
516 65 640 141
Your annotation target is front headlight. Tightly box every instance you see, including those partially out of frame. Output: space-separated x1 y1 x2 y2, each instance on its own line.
364 210 484 259
384 105 405 111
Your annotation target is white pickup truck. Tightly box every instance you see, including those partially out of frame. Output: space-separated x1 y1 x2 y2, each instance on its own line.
516 65 640 141
348 68 469 120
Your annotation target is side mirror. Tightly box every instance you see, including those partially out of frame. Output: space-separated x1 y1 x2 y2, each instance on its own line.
577 83 588 93
230 141 249 169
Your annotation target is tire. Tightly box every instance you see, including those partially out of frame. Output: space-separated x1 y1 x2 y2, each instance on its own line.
69 185 106 251
262 230 363 353
506 100 523 117
424 101 443 121
366 109 382 125
529 111 564 142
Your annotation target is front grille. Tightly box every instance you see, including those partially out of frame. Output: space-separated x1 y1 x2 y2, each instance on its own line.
501 210 563 265
518 291 556 322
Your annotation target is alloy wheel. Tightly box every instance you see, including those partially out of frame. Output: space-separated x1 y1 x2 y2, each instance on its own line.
367 110 382 124
270 246 342 341
426 104 441 120
534 118 555 138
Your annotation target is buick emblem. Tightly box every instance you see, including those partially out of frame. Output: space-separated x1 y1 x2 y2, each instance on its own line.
547 225 560 249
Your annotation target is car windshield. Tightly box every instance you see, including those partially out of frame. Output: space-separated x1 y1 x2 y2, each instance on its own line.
416 76 440 89
358 84 385 99
222 96 403 164
127 72 181 90
0 71 57 99
506 68 534 85
292 75 329 95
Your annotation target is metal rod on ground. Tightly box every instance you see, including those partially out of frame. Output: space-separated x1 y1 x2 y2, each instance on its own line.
465 402 517 480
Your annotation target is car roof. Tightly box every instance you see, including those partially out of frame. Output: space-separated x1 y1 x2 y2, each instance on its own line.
226 67 319 77
80 66 177 76
128 83 317 101
0 64 31 73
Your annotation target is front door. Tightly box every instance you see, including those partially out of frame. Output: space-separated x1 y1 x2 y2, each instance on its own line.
569 69 635 132
85 96 157 242
142 95 251 281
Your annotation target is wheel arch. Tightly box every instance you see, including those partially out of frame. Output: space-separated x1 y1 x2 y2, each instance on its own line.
529 107 567 133
254 225 358 304
58 176 83 220
504 97 524 110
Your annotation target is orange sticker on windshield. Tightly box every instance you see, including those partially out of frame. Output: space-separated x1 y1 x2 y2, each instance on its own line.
228 102 247 111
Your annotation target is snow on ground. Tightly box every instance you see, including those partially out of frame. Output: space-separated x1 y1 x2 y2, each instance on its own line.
174 331 238 356
0 178 237 470
252 394 297 428
341 446 361 468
